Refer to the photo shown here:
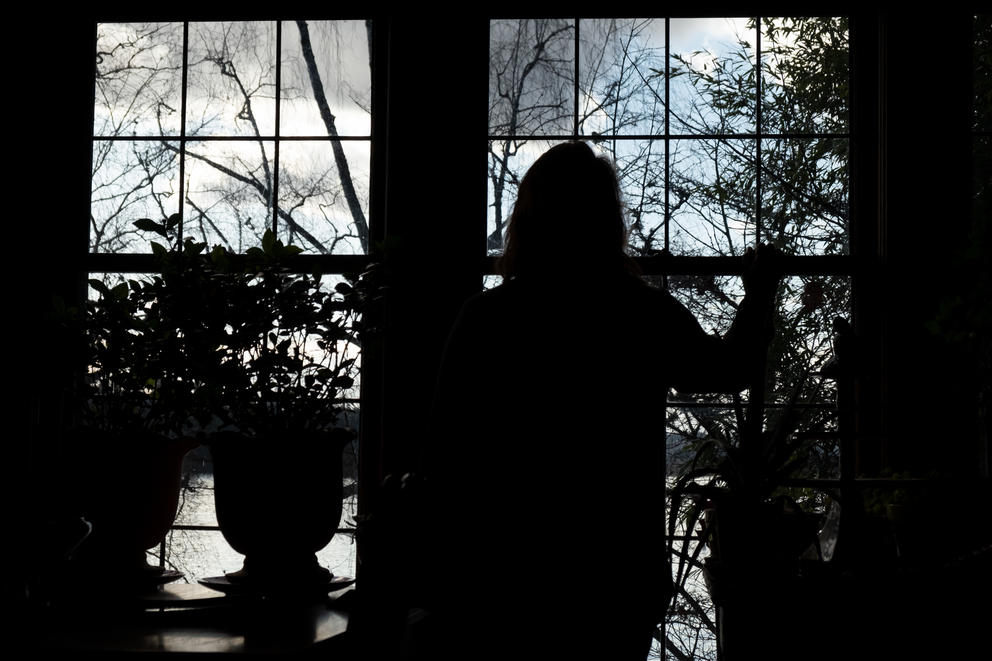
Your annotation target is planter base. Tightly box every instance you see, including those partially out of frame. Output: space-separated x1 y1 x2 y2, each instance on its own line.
228 555 331 584
200 556 353 600
198 555 352 600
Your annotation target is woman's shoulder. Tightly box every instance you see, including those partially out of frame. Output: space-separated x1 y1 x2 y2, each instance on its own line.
460 278 519 311
605 274 684 308
459 274 684 316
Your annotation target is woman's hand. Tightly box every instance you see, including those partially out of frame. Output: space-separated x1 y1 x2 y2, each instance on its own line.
741 243 783 299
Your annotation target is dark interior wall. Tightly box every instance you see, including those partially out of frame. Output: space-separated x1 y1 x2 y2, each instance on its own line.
372 13 490 481
18 17 96 506
13 15 96 607
881 12 982 477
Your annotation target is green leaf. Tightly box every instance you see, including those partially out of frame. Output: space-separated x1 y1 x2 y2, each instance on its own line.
133 218 169 238
184 240 207 255
262 229 277 256
331 375 354 388
133 218 164 233
111 282 129 301
88 279 110 296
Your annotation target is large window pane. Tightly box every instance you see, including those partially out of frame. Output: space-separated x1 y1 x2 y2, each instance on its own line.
489 18 575 137
670 138 756 256
280 20 372 137
669 17 756 135
579 18 665 137
791 411 841 480
95 23 185 138
90 140 180 254
665 406 720 660
761 138 849 255
770 275 851 402
668 275 744 336
183 140 275 250
593 139 666 256
186 22 277 138
664 536 716 661
761 17 850 135
313 277 364 401
277 140 370 254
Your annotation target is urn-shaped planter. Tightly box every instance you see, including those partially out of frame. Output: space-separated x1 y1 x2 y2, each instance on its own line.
209 429 354 590
64 429 198 587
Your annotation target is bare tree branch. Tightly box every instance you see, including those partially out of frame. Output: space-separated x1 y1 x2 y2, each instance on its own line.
296 20 369 253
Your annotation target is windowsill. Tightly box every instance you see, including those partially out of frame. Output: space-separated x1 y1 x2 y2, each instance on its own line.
30 583 354 656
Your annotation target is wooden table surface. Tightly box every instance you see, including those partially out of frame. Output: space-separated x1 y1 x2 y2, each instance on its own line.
34 581 355 656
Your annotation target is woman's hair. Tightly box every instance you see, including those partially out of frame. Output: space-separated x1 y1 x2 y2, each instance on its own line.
498 141 637 280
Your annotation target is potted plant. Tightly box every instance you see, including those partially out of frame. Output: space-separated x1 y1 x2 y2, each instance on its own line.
167 229 378 593
666 365 828 660
55 214 202 589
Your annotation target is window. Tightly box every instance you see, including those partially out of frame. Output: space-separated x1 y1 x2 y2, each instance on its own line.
487 16 852 659
89 19 375 582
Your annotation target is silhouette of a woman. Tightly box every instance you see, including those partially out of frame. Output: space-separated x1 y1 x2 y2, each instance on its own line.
425 141 779 660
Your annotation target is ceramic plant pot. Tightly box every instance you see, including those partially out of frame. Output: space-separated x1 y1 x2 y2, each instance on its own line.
64 429 197 587
209 429 354 589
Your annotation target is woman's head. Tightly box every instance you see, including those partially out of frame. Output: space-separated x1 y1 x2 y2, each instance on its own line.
499 141 634 280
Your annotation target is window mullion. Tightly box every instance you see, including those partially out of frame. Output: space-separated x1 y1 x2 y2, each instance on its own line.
272 20 283 235
178 21 190 248
755 15 762 248
574 18 580 137
664 16 671 270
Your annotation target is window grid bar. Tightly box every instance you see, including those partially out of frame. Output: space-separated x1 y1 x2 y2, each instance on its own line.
271 20 283 235
92 134 374 141
664 17 671 272
669 401 836 409
482 253 856 276
158 21 192 569
485 132 849 141
661 5 669 616
177 21 190 249
85 252 373 274
170 525 357 533
755 16 763 247
574 18 580 137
